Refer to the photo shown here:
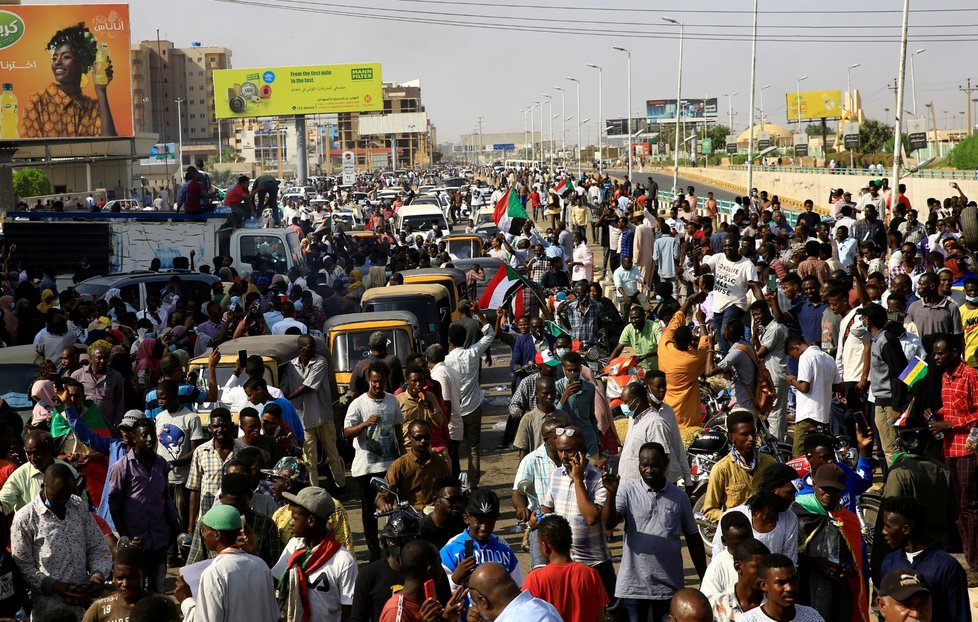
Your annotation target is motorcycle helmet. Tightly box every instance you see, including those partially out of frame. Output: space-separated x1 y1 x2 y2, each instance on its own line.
380 507 422 540
897 426 931 455
688 429 727 455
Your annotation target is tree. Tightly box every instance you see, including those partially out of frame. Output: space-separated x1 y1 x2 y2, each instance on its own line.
12 167 51 199
706 124 730 146
946 134 978 170
805 123 835 136
205 149 243 169
857 119 893 154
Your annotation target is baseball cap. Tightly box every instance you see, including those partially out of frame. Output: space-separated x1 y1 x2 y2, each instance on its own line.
812 463 846 491
534 350 561 367
260 457 310 484
856 303 887 328
465 489 500 518
201 504 242 531
282 486 336 519
879 569 930 601
118 410 146 430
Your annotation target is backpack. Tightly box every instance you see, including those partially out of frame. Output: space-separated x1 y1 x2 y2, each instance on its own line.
734 344 777 414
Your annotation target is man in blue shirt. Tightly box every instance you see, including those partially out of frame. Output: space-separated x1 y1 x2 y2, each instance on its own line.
880 496 969 622
795 432 872 514
554 352 599 457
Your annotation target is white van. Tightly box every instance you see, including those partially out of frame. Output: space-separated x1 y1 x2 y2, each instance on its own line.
394 205 449 235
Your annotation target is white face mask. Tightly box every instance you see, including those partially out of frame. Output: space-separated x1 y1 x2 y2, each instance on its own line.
649 393 663 405
555 347 570 359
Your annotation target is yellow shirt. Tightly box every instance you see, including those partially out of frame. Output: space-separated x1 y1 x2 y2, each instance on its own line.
701 452 776 522
272 503 356 555
961 303 978 367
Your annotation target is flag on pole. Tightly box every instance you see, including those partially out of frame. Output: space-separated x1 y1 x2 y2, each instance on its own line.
478 264 531 315
898 357 928 388
553 177 575 197
545 320 571 340
492 187 529 235
892 397 915 427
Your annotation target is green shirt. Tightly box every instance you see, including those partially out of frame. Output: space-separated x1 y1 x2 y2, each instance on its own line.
618 320 663 371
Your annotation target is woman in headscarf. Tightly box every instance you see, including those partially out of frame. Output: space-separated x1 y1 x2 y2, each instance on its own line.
30 379 56 428
346 269 365 301
465 264 486 301
36 289 57 315
132 337 161 393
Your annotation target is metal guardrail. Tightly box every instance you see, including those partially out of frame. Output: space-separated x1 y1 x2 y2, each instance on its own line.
655 191 804 226
725 164 978 181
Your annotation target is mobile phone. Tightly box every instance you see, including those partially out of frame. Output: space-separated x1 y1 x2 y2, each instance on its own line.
767 274 777 292
424 579 437 601
238 349 248 368
464 539 474 559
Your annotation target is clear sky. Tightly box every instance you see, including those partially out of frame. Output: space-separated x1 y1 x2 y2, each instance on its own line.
34 0 978 142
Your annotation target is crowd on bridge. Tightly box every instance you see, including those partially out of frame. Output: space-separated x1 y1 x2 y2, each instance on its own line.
0 162 972 621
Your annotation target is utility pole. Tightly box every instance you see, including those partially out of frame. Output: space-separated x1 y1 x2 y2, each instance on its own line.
476 116 485 166
960 79 975 136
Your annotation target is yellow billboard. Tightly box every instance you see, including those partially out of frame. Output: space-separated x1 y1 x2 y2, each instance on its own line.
786 90 842 122
213 63 383 119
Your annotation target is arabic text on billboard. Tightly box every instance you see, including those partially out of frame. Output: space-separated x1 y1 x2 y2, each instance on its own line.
646 98 718 122
786 90 842 122
0 4 133 140
213 63 383 119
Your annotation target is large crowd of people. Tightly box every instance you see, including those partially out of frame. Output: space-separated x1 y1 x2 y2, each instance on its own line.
0 163 973 622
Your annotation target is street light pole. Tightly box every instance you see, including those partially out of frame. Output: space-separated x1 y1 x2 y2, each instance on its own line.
554 87 566 159
910 50 925 117
723 92 737 132
586 64 603 174
746 0 758 194
530 102 537 164
523 108 529 160
567 77 582 176
891 0 911 203
760 84 770 127
662 18 684 192
544 95 554 169
795 75 809 127
175 97 184 170
613 49 632 181
538 100 545 167
846 63 862 118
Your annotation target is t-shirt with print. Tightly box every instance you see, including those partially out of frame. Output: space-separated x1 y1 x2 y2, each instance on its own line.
272 538 358 621
83 593 149 622
344 392 404 478
703 254 758 313
739 603 825 621
0 553 25 618
155 406 204 484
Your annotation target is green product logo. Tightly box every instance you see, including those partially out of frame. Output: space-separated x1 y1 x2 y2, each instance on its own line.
350 67 373 81
0 12 24 51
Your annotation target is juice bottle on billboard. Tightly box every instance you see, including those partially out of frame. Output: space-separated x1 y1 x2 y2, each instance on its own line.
94 43 109 86
0 84 18 139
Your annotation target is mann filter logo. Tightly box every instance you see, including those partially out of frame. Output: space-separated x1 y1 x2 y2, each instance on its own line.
0 12 24 51
351 67 374 81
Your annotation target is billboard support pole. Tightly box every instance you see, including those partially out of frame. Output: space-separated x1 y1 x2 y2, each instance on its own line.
295 115 307 183
0 147 13 212
746 0 758 194
891 0 910 216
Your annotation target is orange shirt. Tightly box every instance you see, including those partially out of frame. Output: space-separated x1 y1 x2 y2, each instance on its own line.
658 310 710 427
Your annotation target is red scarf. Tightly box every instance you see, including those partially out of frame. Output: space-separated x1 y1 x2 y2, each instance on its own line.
832 507 870 622
285 533 341 622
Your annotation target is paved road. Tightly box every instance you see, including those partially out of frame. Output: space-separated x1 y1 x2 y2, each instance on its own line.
621 168 743 203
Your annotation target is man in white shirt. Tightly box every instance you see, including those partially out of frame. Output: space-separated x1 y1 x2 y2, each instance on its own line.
426 343 463 477
445 306 495 489
739 554 825 622
785 336 842 458
696 237 759 355
270 302 308 335
569 231 594 283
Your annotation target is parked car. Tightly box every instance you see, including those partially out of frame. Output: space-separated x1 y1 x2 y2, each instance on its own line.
75 270 220 310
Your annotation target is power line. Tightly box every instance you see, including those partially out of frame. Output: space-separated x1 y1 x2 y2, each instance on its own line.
215 0 978 42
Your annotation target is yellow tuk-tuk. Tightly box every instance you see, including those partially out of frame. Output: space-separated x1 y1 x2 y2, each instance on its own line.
442 234 484 261
323 311 421 394
186 335 329 421
398 268 467 320
360 284 451 349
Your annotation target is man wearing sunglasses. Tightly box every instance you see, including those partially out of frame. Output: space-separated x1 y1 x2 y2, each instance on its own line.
378 420 450 514
537 425 616 607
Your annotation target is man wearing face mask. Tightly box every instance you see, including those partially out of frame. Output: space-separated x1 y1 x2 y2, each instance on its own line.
617 380 689 489
554 353 599 458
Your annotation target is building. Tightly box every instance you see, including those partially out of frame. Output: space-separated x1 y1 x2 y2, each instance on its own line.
334 82 436 170
131 40 232 167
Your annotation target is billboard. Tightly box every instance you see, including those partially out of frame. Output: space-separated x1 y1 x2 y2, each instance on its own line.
646 98 718 122
842 122 860 150
358 112 428 135
906 118 928 152
140 142 176 166
606 118 653 136
793 133 809 156
213 63 383 119
0 4 133 140
786 90 842 122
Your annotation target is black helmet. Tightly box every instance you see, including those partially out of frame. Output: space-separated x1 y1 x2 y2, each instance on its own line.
688 429 727 455
897 426 930 455
380 508 421 540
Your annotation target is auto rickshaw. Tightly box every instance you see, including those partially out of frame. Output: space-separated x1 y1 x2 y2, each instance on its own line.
442 233 484 261
186 334 329 422
360 283 451 349
323 311 421 394
398 268 467 320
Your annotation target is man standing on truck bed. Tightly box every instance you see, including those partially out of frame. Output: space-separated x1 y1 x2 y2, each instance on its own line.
252 174 281 227
224 175 254 226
